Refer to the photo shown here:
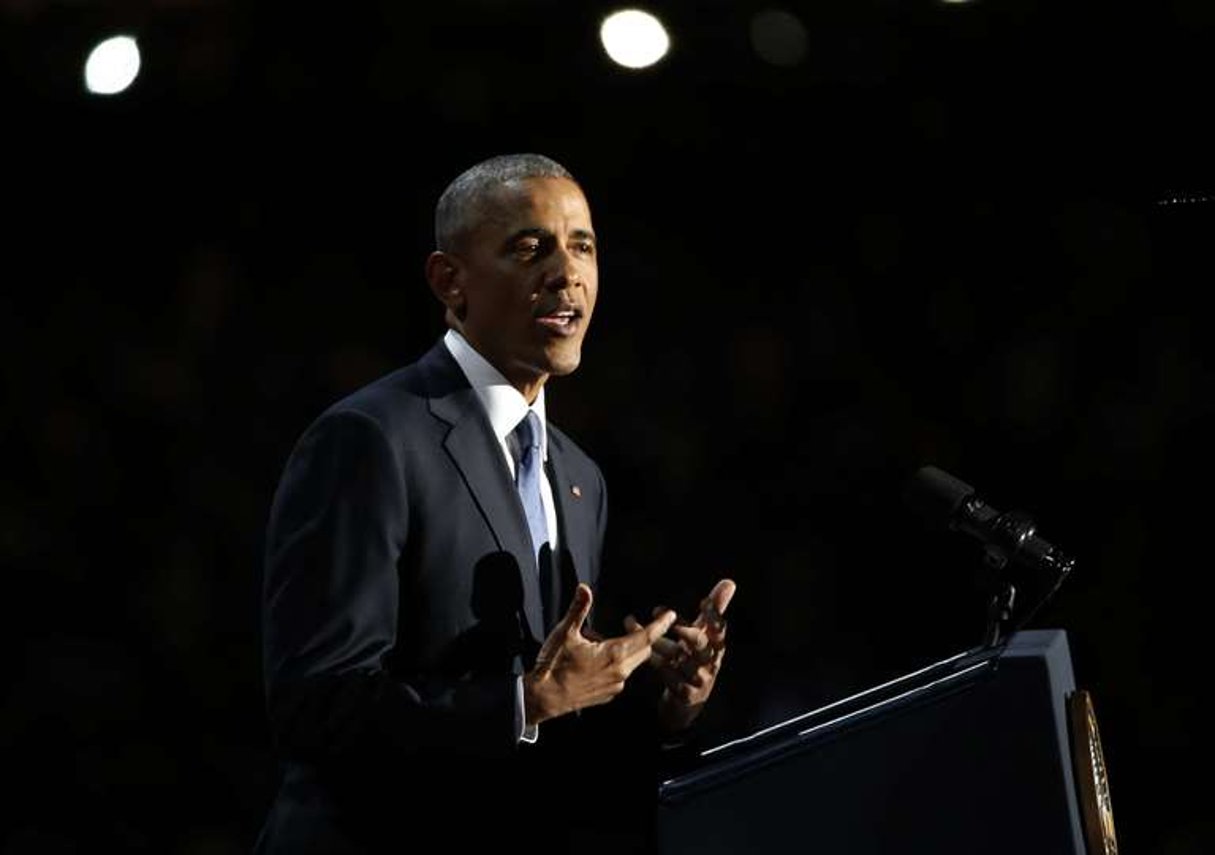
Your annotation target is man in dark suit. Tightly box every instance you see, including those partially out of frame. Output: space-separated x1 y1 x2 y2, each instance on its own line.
255 153 736 853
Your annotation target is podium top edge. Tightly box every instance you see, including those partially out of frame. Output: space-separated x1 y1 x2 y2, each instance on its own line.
1003 628 1070 658
658 628 1077 804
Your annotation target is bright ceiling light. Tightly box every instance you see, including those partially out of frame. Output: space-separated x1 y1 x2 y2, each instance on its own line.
85 35 141 95
600 9 671 70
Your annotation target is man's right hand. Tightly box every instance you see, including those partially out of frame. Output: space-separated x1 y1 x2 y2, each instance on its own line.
523 583 677 726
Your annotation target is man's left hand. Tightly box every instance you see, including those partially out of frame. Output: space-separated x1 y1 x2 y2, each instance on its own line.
625 578 736 733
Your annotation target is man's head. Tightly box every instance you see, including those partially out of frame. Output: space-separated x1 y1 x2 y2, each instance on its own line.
426 154 598 402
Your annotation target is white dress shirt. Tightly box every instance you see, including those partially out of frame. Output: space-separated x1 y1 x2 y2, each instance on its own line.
443 328 555 743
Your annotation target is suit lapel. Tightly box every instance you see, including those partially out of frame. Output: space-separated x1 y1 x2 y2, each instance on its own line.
547 436 593 594
423 345 545 645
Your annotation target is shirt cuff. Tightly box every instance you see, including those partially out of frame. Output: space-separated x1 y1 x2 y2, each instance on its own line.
516 675 539 744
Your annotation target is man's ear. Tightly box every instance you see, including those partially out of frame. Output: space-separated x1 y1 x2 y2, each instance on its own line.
425 251 465 319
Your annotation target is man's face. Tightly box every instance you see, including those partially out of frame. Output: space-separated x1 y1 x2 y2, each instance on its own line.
451 176 598 395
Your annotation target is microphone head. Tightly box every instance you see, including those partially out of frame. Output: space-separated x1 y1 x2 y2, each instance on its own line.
904 465 976 530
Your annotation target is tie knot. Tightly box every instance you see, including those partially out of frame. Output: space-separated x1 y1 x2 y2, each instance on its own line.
514 411 542 455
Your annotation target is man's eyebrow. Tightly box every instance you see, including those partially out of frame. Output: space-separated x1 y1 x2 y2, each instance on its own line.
503 227 596 245
504 227 550 246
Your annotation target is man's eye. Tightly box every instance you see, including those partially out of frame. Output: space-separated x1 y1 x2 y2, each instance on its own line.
573 241 595 255
514 241 541 256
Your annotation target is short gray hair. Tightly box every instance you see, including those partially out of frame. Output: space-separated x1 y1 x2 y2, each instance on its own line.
434 153 575 252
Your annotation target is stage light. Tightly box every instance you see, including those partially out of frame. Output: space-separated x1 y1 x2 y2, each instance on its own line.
84 35 141 95
750 9 808 68
599 9 670 70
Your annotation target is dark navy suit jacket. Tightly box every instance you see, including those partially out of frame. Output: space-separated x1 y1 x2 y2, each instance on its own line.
255 340 660 853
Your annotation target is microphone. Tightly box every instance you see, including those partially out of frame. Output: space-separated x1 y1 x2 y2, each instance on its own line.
905 465 1075 584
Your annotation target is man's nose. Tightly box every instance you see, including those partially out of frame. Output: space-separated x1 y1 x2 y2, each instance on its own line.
543 250 583 290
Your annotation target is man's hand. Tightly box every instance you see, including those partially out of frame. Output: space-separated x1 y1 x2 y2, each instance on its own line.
627 578 736 734
523 583 677 726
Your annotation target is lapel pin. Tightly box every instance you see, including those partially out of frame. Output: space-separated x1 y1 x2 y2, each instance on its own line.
571 485 582 498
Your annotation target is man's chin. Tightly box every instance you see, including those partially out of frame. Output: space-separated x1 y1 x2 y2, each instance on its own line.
540 344 583 377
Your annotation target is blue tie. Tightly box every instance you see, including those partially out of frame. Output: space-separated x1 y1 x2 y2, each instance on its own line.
513 411 550 568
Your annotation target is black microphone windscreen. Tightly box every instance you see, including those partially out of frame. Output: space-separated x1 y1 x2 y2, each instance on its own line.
905 465 975 530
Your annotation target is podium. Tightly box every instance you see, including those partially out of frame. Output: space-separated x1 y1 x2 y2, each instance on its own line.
657 630 1094 854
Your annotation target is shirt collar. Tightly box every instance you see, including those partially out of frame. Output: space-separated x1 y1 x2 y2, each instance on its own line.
443 329 548 460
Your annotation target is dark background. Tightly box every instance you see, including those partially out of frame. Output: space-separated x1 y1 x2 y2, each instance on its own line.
4 0 1212 852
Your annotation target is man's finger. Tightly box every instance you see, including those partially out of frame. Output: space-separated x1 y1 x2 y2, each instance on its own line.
643 609 678 642
626 616 683 661
636 616 704 655
697 578 737 628
616 608 677 659
651 636 682 660
533 585 593 677
668 624 710 653
640 630 678 664
561 583 594 639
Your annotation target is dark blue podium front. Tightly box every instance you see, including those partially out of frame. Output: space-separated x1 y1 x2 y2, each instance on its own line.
657 630 1086 854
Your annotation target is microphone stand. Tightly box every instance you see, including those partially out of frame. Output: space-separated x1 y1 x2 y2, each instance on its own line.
976 510 1036 648
981 556 1016 648
974 509 1076 649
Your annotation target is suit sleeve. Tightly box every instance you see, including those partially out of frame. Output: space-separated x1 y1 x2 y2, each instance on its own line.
260 408 520 772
